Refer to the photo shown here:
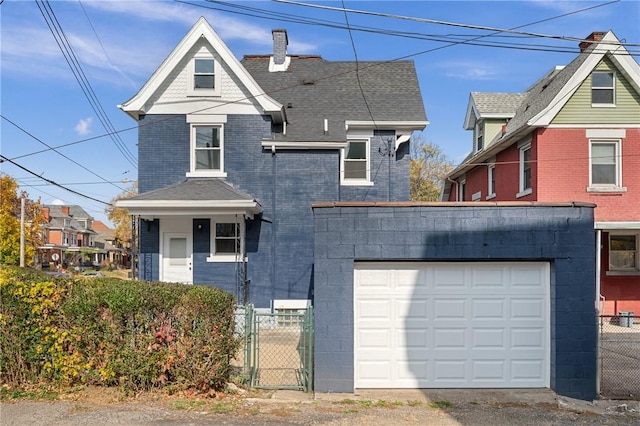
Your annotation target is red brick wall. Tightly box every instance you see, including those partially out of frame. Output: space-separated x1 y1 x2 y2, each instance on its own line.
49 230 62 245
537 128 640 222
599 232 640 314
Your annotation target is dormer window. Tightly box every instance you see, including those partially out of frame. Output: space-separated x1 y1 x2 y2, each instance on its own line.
592 71 615 106
476 123 484 151
188 54 221 96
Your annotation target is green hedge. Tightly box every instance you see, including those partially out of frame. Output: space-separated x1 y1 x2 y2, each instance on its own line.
0 266 239 393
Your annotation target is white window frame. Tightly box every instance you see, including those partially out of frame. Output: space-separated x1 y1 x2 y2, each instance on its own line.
188 55 221 97
588 139 623 192
486 162 496 200
475 122 484 152
607 232 639 275
458 179 466 201
341 138 373 186
517 141 532 198
186 124 227 178
206 218 245 263
591 71 615 107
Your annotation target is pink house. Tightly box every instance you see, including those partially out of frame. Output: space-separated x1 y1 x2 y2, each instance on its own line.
443 32 640 315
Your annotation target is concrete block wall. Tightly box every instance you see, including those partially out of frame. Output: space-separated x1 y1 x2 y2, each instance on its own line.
313 202 597 400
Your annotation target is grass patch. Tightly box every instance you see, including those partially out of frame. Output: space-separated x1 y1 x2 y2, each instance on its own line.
407 400 424 407
170 399 208 410
209 401 236 412
0 387 58 400
429 400 453 409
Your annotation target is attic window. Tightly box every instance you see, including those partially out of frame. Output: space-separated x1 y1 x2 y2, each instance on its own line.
194 59 215 89
188 56 221 97
592 71 615 106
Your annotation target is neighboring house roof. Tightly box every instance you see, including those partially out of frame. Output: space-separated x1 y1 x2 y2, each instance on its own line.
92 220 111 232
43 204 96 234
118 17 283 122
242 56 428 143
445 30 640 195
463 92 528 129
115 178 262 218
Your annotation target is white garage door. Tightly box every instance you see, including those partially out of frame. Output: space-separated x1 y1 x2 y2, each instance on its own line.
354 262 549 389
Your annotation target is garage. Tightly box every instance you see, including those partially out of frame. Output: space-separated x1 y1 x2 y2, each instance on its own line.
354 262 550 388
313 202 597 400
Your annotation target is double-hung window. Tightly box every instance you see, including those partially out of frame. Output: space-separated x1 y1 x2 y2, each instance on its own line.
342 139 370 185
590 140 621 189
592 71 615 106
188 124 226 177
476 123 484 152
207 219 244 263
609 234 639 273
517 142 532 197
487 163 496 199
188 54 221 96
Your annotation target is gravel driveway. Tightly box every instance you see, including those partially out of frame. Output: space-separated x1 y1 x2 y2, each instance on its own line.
2 388 639 425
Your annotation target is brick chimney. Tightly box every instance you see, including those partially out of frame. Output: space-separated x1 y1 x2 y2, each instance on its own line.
579 32 606 52
42 206 50 222
62 206 70 216
272 29 288 66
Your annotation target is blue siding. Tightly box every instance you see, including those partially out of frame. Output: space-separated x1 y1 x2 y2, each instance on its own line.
136 114 410 307
313 204 597 400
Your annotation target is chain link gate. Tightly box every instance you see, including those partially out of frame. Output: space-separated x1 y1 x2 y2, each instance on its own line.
241 304 313 392
599 314 640 399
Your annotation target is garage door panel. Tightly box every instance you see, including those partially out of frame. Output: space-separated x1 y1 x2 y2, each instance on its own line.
354 262 549 389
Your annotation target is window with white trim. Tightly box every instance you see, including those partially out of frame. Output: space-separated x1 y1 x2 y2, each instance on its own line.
487 163 496 199
518 142 532 197
189 125 225 177
341 139 370 184
609 233 638 273
476 122 484 152
590 139 621 188
207 219 245 263
188 55 221 96
592 71 615 105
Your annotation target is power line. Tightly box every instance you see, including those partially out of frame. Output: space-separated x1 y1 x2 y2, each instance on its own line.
1 115 124 192
1 155 110 205
35 0 138 168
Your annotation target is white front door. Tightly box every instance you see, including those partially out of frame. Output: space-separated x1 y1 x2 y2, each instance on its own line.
162 233 192 284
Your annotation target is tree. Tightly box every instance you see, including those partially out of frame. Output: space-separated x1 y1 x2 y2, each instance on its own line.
0 175 45 266
105 181 137 245
409 134 453 201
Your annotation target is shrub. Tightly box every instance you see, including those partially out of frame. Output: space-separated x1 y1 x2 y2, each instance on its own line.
0 266 238 394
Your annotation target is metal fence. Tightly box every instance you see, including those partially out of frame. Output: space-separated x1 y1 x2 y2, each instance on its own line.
599 314 640 399
234 304 314 392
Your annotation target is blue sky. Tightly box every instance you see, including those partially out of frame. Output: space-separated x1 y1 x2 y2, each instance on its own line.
1 0 639 225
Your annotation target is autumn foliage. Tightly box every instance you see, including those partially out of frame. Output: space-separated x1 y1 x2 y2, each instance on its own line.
0 266 239 394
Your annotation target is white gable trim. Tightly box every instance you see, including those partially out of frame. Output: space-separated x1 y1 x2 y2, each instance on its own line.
528 31 640 127
118 17 283 122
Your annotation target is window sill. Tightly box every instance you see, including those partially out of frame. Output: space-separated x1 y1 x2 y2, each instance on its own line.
486 193 496 200
606 270 640 276
206 255 247 263
591 104 616 108
587 186 626 193
516 188 532 198
186 171 228 178
341 180 374 187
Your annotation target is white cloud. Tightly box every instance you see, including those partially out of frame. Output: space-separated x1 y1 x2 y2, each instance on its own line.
437 61 498 80
75 118 93 136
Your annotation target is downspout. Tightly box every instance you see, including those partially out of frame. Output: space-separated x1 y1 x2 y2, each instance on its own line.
447 177 458 201
271 146 277 308
595 229 602 396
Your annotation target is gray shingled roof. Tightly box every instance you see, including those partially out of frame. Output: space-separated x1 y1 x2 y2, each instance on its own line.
470 92 527 115
242 56 427 142
127 178 256 202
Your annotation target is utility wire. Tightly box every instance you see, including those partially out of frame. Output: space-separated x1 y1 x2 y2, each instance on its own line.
35 0 137 168
1 155 110 205
1 115 124 191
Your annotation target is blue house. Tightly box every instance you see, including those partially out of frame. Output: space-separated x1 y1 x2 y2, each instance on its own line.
116 18 428 309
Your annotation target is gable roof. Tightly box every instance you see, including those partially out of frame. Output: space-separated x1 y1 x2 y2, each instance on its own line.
448 30 640 183
118 17 283 122
463 92 527 130
115 178 262 218
242 56 428 143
